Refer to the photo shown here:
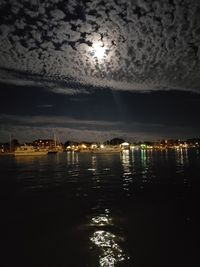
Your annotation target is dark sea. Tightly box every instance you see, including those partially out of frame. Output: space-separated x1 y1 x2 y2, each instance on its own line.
0 149 199 267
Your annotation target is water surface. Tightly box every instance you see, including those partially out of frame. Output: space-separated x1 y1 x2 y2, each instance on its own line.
0 149 199 267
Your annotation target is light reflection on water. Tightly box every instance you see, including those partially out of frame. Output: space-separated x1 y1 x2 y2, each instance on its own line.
66 151 79 165
90 230 125 267
175 148 189 169
89 209 129 267
121 150 132 194
140 149 148 182
140 149 147 169
174 148 190 187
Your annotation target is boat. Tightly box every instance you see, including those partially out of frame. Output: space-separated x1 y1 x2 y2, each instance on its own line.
79 149 91 153
14 145 48 156
48 150 58 154
48 133 63 154
79 144 122 153
48 133 58 154
91 146 122 153
78 143 91 153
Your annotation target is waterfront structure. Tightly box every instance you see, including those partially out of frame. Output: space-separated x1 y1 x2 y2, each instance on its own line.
33 138 64 154
91 145 122 153
120 142 130 150
14 145 48 156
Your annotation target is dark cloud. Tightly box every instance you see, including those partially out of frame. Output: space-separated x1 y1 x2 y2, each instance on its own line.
0 84 199 142
0 0 199 92
36 104 53 108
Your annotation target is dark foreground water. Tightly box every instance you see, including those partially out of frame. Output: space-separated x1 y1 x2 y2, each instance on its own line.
0 149 199 267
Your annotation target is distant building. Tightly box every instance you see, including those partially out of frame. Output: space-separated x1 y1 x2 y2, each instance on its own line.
120 142 130 150
33 139 55 149
187 138 200 147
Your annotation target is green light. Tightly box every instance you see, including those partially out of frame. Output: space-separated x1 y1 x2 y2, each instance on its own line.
140 144 147 149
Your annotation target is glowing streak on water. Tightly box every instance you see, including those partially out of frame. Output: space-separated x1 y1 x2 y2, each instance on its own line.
90 230 126 267
89 212 129 267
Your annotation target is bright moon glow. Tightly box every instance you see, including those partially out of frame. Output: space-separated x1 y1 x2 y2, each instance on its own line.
93 43 106 60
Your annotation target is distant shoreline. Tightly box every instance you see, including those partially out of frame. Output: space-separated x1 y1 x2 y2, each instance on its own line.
0 152 14 156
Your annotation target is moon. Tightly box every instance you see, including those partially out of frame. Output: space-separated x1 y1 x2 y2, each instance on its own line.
92 43 106 60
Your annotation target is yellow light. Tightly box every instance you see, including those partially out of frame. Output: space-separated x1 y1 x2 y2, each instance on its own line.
91 144 97 149
121 142 129 146
82 144 87 149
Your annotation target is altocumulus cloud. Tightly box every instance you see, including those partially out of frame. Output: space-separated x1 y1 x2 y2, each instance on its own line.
0 0 200 93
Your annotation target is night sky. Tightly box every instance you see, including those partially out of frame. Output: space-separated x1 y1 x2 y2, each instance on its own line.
0 0 200 142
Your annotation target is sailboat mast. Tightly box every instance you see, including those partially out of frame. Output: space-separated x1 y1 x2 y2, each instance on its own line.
54 132 57 148
9 134 12 152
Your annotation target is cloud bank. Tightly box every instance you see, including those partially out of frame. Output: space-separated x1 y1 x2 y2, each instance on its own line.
0 113 198 143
